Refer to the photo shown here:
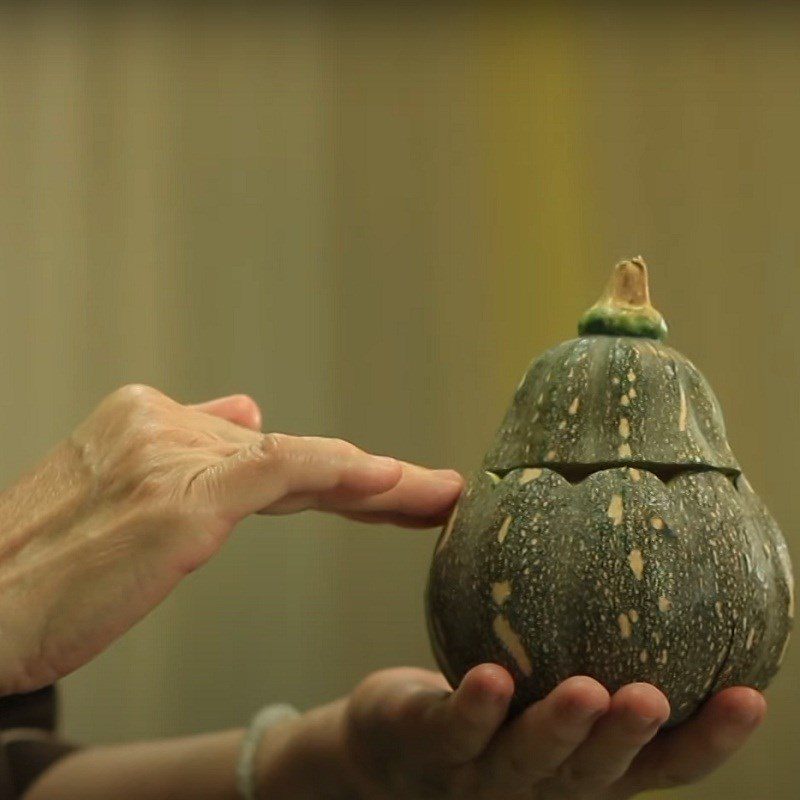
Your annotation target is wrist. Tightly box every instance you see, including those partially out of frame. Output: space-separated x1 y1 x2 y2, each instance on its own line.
255 699 357 800
0 439 93 695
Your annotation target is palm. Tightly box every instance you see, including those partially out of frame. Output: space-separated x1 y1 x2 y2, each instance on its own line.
343 666 765 799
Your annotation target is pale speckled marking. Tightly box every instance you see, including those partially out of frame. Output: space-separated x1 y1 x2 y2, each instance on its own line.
628 387 637 399
786 566 795 619
653 631 662 644
618 613 632 639
779 633 792 665
519 468 542 485
629 468 641 482
678 383 688 432
627 370 637 382
491 580 512 606
658 596 673 613
607 494 624 526
497 516 512 544
715 600 723 619
568 396 580 415
628 549 644 580
650 516 664 530
618 442 632 459
620 393 630 407
558 420 567 430
629 609 639 623
640 649 649 664
485 471 501 485
493 614 533 675
537 393 544 405
545 450 557 461
746 628 756 650
612 376 620 386
658 650 668 665
619 417 630 439
437 507 458 552
568 367 574 378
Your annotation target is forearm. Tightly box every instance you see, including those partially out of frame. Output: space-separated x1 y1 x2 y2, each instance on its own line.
23 729 246 800
23 702 355 800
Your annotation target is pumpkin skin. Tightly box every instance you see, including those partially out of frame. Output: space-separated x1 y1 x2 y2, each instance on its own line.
425 259 793 727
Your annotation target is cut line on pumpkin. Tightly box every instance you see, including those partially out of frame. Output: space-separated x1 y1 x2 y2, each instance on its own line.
486 462 740 488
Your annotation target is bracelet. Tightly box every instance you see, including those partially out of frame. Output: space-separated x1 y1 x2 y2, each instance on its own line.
236 703 301 800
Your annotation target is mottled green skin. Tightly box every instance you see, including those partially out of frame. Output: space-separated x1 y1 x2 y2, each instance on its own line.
426 467 793 726
426 333 793 727
483 336 740 474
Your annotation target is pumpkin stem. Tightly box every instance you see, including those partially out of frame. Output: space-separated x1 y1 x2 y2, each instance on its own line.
578 257 668 340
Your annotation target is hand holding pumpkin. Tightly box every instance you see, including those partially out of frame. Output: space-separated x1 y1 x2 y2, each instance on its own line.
265 664 765 799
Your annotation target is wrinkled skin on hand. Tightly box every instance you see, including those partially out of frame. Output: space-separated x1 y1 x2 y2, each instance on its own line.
286 665 764 800
0 385 463 695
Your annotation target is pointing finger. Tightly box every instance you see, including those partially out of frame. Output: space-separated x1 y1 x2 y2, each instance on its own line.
206 433 403 521
321 462 463 527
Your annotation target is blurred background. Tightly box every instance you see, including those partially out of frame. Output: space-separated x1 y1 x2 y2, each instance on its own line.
1 3 799 798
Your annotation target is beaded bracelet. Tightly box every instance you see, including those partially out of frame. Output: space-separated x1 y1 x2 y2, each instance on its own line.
235 703 301 800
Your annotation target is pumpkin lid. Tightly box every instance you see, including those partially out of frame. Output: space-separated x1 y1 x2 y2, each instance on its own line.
481 258 741 474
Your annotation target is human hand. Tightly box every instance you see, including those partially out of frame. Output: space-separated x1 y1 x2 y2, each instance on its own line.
266 665 766 799
0 385 462 695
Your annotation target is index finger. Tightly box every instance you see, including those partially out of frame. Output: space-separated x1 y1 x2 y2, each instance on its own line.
317 461 464 527
208 432 462 525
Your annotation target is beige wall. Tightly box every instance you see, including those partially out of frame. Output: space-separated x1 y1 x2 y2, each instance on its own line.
0 5 798 798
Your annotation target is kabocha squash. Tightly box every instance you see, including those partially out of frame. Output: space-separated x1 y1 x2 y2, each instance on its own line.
425 257 793 726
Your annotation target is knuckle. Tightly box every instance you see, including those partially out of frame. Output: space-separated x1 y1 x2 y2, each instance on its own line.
330 437 357 456
112 383 160 410
258 432 288 463
132 419 163 448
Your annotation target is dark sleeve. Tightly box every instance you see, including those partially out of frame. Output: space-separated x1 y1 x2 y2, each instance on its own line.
0 684 82 798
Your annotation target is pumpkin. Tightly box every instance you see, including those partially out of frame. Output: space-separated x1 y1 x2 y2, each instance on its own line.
425 258 793 726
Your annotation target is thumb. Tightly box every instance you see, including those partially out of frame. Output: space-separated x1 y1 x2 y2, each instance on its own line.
205 433 403 521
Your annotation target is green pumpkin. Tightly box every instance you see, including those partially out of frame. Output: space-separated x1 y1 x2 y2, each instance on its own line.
426 258 793 726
